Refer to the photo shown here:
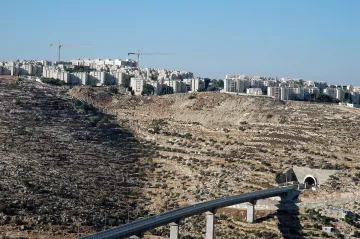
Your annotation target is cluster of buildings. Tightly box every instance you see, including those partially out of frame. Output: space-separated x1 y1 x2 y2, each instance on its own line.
223 74 360 106
0 58 204 94
42 65 126 86
130 77 205 95
0 60 51 76
42 58 198 91
71 58 137 69
1 59 359 104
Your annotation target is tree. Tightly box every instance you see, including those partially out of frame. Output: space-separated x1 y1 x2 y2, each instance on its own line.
218 79 224 88
160 85 174 95
208 79 224 91
344 92 351 103
142 84 155 95
206 86 217 91
315 93 333 102
204 78 211 89
121 76 131 88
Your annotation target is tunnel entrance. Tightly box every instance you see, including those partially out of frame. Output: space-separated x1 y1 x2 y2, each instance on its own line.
304 176 317 187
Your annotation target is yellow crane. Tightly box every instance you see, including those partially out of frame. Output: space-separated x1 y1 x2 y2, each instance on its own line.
49 41 90 62
128 50 170 68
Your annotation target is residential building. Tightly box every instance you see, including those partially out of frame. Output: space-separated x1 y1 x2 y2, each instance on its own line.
224 78 236 92
267 87 281 100
163 79 187 93
130 78 146 95
280 87 290 100
190 78 205 92
323 87 345 101
350 92 360 104
89 71 106 85
246 88 263 95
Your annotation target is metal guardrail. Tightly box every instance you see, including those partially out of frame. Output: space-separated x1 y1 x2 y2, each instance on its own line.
79 186 296 239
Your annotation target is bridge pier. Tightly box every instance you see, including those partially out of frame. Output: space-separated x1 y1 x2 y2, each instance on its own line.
205 210 216 239
170 222 179 239
129 231 144 238
246 200 256 223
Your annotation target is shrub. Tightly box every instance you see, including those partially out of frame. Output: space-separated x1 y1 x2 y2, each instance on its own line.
41 77 65 86
108 86 118 94
99 116 110 123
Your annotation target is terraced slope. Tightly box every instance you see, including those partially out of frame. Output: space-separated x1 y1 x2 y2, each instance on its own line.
70 86 360 238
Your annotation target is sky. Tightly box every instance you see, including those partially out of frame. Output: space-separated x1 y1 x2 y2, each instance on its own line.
1 0 359 84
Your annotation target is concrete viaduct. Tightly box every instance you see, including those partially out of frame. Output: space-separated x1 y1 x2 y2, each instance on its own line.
78 186 298 239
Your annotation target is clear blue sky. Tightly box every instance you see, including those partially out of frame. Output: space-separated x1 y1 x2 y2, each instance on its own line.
1 0 359 84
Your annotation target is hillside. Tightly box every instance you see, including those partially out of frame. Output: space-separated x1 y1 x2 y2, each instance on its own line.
0 77 154 238
1 79 359 239
70 86 360 238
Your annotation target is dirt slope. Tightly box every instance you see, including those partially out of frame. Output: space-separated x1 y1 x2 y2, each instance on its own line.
70 86 360 238
0 78 153 238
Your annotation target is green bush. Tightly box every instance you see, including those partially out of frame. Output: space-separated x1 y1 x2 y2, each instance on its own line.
41 77 65 86
99 116 110 123
108 86 118 94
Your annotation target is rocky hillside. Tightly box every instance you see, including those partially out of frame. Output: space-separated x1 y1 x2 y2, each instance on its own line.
0 77 154 238
70 87 288 126
70 86 360 238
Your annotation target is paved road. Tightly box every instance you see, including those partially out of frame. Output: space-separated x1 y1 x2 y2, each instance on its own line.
79 186 295 239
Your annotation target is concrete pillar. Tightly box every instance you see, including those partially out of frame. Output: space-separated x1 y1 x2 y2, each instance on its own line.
170 222 179 239
205 211 216 239
129 232 144 239
247 201 256 223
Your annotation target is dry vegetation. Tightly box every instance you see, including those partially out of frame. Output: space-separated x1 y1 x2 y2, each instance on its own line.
70 86 360 238
1 77 360 239
0 77 155 238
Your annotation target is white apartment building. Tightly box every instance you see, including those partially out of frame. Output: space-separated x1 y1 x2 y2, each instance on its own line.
71 58 137 69
280 87 290 100
43 67 68 82
130 78 146 95
190 78 205 92
323 88 345 101
111 71 126 86
224 78 246 93
71 72 88 85
268 87 304 100
225 74 245 80
350 92 360 104
246 88 263 95
163 79 187 93
224 78 236 92
89 71 106 85
250 79 263 88
353 86 360 92
130 78 165 95
290 87 305 100
267 87 282 99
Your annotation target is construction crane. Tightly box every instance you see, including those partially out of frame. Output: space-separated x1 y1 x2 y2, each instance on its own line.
128 50 170 68
49 41 90 62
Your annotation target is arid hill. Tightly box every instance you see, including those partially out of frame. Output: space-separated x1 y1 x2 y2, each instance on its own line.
70 86 360 238
0 77 154 238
